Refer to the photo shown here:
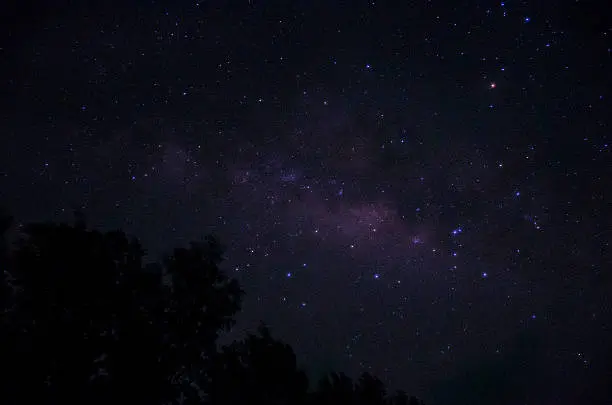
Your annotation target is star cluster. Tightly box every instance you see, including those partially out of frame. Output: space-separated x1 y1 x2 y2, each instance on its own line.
1 1 610 404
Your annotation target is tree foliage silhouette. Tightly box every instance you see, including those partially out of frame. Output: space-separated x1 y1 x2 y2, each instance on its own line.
314 371 423 405
208 324 309 405
316 371 357 405
0 220 242 404
0 217 424 405
0 208 12 308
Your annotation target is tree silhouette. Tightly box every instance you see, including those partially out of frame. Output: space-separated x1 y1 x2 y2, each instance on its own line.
0 208 12 306
0 208 14 397
388 390 425 405
0 216 424 405
315 371 357 405
389 390 410 405
0 220 242 405
208 324 309 405
313 371 389 405
356 372 387 405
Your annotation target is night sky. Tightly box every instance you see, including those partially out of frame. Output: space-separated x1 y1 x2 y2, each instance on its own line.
1 1 611 404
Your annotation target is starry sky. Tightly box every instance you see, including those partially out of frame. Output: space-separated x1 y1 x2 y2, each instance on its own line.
1 1 611 404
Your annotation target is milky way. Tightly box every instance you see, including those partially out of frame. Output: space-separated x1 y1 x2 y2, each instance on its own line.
1 1 610 404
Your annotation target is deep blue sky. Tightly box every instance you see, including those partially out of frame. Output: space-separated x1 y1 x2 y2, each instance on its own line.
1 1 611 403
